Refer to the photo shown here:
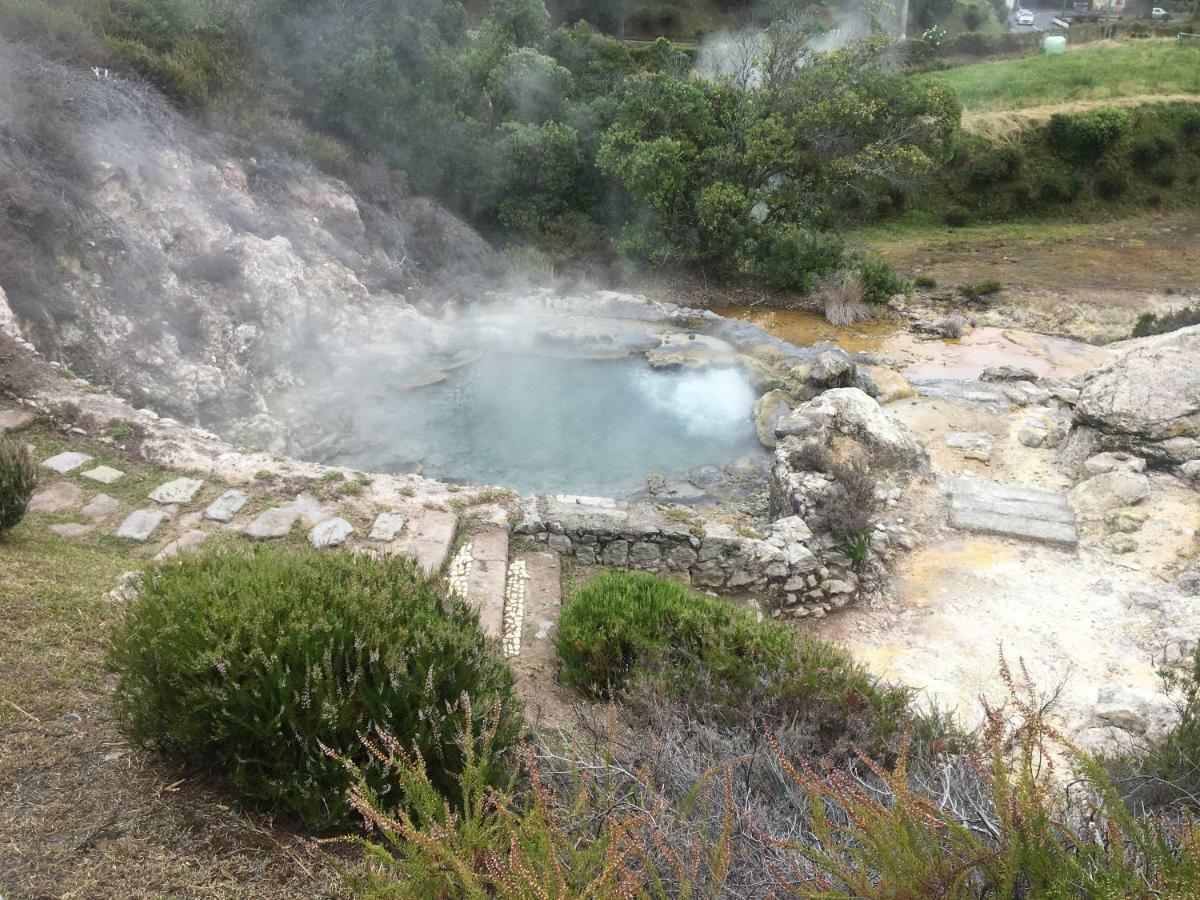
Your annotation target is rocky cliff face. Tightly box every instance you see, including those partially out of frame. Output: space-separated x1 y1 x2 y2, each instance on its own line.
0 41 493 452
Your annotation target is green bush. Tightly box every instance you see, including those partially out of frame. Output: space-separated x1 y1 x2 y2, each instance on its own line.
1096 167 1130 199
853 254 910 304
943 205 971 227
0 438 37 536
914 274 937 288
1132 135 1176 167
1047 107 1131 160
969 146 1021 185
1037 170 1085 203
109 546 520 827
1149 162 1179 187
1180 108 1200 141
756 226 846 292
556 571 795 699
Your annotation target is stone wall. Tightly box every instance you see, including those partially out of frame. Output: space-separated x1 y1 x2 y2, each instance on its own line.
514 493 863 619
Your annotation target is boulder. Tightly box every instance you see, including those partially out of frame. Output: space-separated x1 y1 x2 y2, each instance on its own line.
857 365 915 404
1068 471 1150 518
776 388 928 471
1084 451 1146 476
753 390 792 449
1073 325 1200 465
1092 685 1178 740
981 365 1039 383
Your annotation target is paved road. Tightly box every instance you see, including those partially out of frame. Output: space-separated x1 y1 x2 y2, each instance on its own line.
1009 4 1068 31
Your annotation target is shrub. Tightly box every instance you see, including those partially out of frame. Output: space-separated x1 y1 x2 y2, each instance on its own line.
0 438 37 536
959 278 1003 302
820 271 871 326
756 226 846 292
943 205 971 227
852 254 910 304
1149 162 1179 187
1180 108 1200 141
1097 167 1130 199
913 274 937 288
1132 135 1177 167
1132 304 1200 338
556 571 796 702
970 146 1021 185
1047 107 1131 160
1038 170 1085 203
108 546 521 827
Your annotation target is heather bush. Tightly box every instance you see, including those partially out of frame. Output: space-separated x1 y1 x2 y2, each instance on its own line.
970 146 1021 185
756 226 846 292
0 438 37 536
943 205 971 227
109 546 520 827
1047 107 1131 160
852 255 910 305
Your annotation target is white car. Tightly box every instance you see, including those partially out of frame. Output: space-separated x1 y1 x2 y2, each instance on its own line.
1016 9 1036 25
1151 7 1168 19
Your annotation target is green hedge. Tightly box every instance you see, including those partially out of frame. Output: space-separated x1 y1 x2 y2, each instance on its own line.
109 546 521 827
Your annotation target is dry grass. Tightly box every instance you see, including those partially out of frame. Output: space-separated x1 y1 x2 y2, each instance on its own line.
963 93 1200 141
0 418 350 898
820 271 871 326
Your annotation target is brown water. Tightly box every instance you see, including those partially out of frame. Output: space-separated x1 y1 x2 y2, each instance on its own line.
711 307 896 354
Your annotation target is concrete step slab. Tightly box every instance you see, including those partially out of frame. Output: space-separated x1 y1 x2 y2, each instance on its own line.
949 506 1078 547
467 526 508 641
393 509 458 574
949 492 1076 525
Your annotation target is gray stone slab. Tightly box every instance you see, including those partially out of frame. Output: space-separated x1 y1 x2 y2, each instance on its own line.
288 493 334 527
204 489 249 523
81 493 121 521
117 509 167 542
946 477 1068 507
81 465 124 485
157 530 208 559
149 477 204 504
368 512 406 542
949 493 1076 525
0 408 35 432
309 517 354 548
42 451 92 474
393 510 458 573
28 481 83 513
467 527 508 641
244 506 299 540
49 522 93 540
949 506 1078 547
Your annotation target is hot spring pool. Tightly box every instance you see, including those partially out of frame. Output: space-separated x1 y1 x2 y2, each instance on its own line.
328 354 763 496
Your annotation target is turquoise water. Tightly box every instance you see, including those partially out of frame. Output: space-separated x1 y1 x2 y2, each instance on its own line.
330 354 762 496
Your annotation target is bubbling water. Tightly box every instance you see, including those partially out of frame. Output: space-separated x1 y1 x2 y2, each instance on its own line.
330 354 763 496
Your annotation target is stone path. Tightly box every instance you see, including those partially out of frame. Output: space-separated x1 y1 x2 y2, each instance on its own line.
946 476 1078 547
392 510 459 574
466 526 508 642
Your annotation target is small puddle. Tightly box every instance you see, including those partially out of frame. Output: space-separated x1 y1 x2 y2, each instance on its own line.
710 307 896 355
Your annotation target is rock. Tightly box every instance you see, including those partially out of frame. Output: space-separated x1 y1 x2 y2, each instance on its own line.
204 489 249 523
81 494 121 520
753 390 792 449
49 522 92 539
286 493 334 527
117 509 167 542
309 517 354 548
1180 460 1200 487
368 512 407 542
912 315 967 339
945 431 994 463
1105 507 1149 534
1073 325 1200 464
980 365 1039 383
244 506 300 540
28 481 84 513
686 465 726 489
1068 471 1150 517
149 477 204 504
776 388 928 471
628 542 662 565
81 465 124 485
1104 534 1138 554
1084 452 1146 476
1018 427 1046 448
1179 560 1200 595
1002 382 1051 407
1092 685 1177 739
41 451 92 474
811 350 856 386
157 530 208 558
0 408 35 431
947 477 1078 547
858 365 915 404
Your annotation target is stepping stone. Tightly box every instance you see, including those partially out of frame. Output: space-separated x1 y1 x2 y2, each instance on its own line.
286 493 334 527
28 482 84 513
511 550 561 662
81 493 121 521
0 409 35 432
392 510 458 574
82 465 124 485
42 451 92 474
49 522 93 540
946 477 1077 547
244 506 300 540
204 489 249 523
368 512 406 542
157 530 208 559
149 477 204 504
467 527 508 641
309 517 354 549
117 509 167 542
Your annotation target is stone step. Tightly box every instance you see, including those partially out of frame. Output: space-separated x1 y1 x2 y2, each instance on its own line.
467 526 508 642
946 477 1078 548
392 509 459 574
513 550 562 659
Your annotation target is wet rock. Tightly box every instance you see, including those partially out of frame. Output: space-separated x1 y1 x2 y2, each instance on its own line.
980 365 1039 383
1084 452 1146 476
1068 471 1150 517
81 465 124 485
117 509 167 542
41 451 92 474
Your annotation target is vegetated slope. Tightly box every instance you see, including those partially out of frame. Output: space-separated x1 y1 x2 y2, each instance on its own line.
921 39 1200 112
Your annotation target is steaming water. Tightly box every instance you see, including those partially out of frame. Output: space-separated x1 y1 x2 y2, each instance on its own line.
330 355 763 496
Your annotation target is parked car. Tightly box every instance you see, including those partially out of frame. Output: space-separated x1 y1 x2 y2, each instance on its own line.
1016 8 1036 25
1151 7 1168 19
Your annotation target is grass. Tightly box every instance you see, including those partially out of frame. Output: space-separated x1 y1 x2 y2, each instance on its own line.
0 414 348 895
923 39 1200 112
